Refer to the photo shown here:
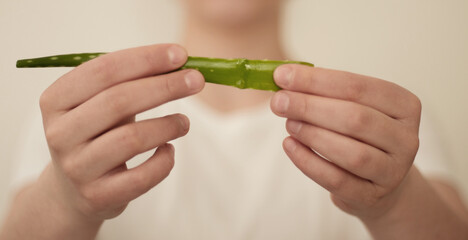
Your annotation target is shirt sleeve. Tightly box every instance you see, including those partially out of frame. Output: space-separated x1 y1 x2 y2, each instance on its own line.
413 113 453 183
8 109 50 191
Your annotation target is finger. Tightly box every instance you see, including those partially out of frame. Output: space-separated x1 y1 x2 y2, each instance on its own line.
40 44 188 114
71 114 189 181
83 144 175 210
51 69 203 148
286 119 394 186
274 65 421 119
282 137 378 206
271 91 409 153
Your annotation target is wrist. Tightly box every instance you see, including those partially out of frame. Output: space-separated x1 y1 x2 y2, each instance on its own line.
16 164 103 239
37 163 104 225
359 166 419 236
360 166 468 240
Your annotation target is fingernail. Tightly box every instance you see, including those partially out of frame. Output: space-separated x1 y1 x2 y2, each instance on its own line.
178 114 190 131
167 45 187 65
287 120 303 134
274 65 293 87
284 138 297 152
272 92 290 114
184 70 203 91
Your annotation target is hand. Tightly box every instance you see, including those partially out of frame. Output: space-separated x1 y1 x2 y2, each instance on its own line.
270 64 421 220
38 44 205 221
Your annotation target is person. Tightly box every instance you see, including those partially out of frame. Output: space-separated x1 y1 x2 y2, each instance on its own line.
1 0 468 239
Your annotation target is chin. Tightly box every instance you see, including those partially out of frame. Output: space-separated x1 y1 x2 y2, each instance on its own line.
184 0 282 26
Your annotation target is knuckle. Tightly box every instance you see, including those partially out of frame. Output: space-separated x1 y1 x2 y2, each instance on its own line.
131 172 153 191
118 125 143 151
104 89 131 115
399 132 420 159
39 91 51 111
327 174 347 192
300 125 318 146
45 125 63 150
346 80 367 102
374 185 389 200
409 94 422 115
346 108 371 133
299 96 313 117
163 75 180 96
349 147 371 169
144 50 161 70
89 55 118 82
408 135 420 156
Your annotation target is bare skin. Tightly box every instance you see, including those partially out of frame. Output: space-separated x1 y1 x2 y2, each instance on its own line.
270 66 468 239
182 0 283 113
1 0 468 239
0 45 205 239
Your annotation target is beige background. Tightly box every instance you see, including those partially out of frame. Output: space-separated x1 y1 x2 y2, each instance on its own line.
1 0 467 222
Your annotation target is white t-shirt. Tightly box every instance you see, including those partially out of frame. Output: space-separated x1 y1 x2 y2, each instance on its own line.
9 96 451 240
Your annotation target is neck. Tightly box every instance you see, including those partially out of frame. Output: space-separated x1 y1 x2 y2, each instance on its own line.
180 9 285 113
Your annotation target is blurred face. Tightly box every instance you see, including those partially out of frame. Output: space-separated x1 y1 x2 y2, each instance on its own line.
182 0 284 26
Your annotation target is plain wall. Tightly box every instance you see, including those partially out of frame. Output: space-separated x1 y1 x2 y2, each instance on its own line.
1 0 467 222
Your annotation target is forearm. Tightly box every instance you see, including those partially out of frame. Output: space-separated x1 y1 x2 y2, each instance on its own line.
0 166 102 240
361 166 468 240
